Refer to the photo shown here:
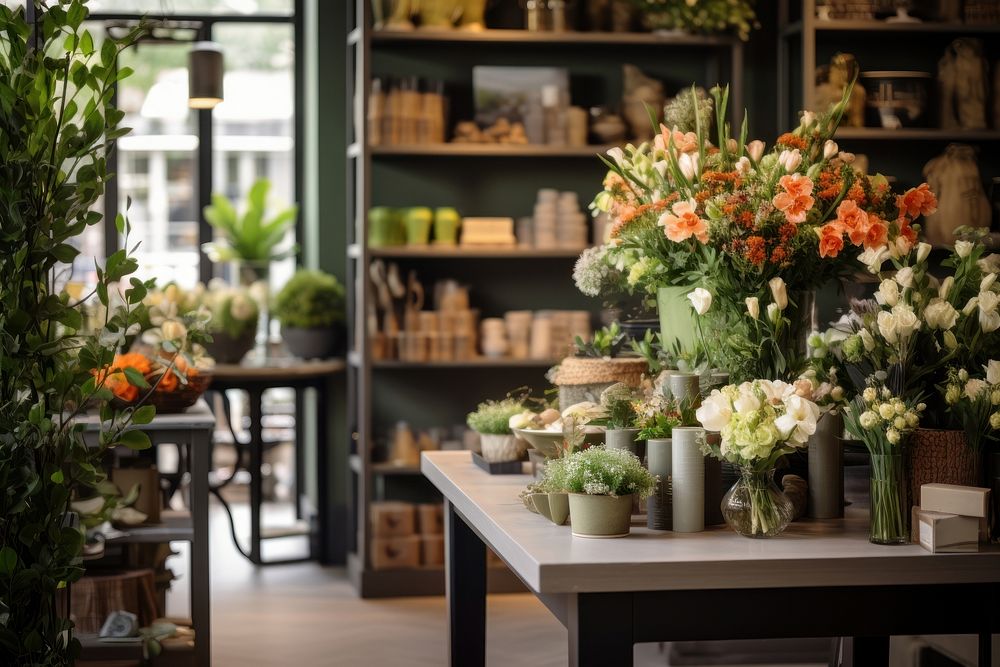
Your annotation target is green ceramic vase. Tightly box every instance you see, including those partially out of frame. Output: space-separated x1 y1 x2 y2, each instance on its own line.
657 285 696 352
568 493 633 538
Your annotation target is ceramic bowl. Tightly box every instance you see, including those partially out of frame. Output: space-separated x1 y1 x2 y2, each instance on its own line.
512 427 605 459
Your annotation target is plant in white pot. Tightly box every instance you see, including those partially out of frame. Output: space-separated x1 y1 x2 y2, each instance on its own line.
545 447 656 538
274 269 346 359
466 399 525 463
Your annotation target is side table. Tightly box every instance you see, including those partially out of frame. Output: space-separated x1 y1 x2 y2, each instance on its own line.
210 358 346 565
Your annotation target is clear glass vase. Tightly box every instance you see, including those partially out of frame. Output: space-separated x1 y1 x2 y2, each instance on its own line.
869 453 909 545
721 467 794 538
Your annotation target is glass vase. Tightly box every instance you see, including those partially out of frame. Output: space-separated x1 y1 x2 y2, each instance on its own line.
869 453 909 545
721 467 794 538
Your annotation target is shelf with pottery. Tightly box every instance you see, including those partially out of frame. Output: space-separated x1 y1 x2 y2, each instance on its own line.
365 27 740 48
366 143 619 158
834 128 1000 141
102 510 194 545
782 19 1000 36
361 244 587 259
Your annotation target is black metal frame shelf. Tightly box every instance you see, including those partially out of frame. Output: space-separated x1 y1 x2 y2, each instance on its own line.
782 18 1000 36
834 128 1000 141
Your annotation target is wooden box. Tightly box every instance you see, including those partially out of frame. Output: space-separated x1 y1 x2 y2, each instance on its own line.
370 501 416 538
370 536 421 570
421 535 445 567
416 503 444 535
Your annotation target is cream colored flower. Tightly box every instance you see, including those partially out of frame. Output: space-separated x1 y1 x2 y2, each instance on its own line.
878 403 896 420
978 254 1000 274
745 296 760 320
939 276 955 300
886 427 901 444
983 273 997 292
823 139 838 160
778 149 802 173
687 287 712 315
943 330 958 351
895 266 915 288
735 156 751 175
859 411 878 429
746 140 765 162
979 290 1000 313
696 390 732 432
858 246 889 274
769 277 788 310
863 387 878 403
877 279 899 307
986 360 1000 385
923 298 958 330
877 311 898 344
955 240 974 258
965 378 988 399
678 152 700 181
916 242 932 264
859 328 876 352
991 413 1000 429
963 297 980 316
161 319 188 341
767 302 780 325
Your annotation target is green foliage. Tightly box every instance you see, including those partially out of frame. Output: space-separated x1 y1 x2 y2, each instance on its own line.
636 410 679 440
202 178 298 264
273 269 345 329
599 383 640 429
0 4 149 663
629 0 758 41
543 446 657 498
663 87 714 134
466 398 523 435
574 322 626 358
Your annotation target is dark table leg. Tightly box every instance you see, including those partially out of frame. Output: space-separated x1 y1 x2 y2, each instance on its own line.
568 592 633 667
189 430 212 667
248 387 264 565
445 500 486 667
294 388 305 521
850 636 889 666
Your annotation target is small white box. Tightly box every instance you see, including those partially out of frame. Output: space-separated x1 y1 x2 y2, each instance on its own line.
917 510 979 553
920 483 990 518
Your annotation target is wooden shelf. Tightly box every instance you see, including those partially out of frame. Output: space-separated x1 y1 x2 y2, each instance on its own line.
372 358 559 369
347 551 526 598
78 634 145 661
784 19 1000 36
104 511 193 544
370 143 616 158
835 127 1000 141
369 28 737 47
366 244 586 259
351 454 424 477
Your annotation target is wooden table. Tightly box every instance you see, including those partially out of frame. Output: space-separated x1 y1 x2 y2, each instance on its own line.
421 451 1000 667
76 399 214 667
211 358 346 565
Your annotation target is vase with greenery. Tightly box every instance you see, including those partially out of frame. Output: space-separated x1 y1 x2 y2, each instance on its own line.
599 382 643 458
202 178 298 286
544 446 656 538
0 5 167 662
636 390 690 530
466 398 525 463
273 269 346 359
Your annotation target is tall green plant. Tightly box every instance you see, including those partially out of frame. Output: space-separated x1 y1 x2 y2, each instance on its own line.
0 3 155 663
202 178 298 269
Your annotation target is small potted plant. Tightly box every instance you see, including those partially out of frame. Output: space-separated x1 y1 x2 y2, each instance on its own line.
600 383 643 457
544 446 656 538
274 269 346 359
549 323 649 410
203 281 260 364
466 398 525 463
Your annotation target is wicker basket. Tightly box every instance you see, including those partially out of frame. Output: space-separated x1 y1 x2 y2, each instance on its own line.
551 357 648 411
112 372 212 415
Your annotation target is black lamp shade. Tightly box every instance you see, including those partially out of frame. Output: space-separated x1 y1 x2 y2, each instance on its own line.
188 41 224 109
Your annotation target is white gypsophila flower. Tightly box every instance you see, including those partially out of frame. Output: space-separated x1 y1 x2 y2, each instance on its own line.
955 240 974 259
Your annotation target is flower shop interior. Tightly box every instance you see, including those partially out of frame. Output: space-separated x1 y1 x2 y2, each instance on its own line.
4 0 1000 665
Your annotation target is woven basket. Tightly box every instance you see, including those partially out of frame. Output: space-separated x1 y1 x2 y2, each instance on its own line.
909 428 980 506
551 356 648 388
112 372 212 415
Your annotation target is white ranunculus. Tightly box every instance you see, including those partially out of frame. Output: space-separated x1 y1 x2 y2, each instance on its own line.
678 152 700 181
858 246 889 274
687 287 712 315
955 240 974 258
979 290 1000 313
877 311 899 344
981 309 1000 334
778 149 802 173
895 266 915 288
916 242 932 264
893 304 920 338
963 297 980 316
823 139 838 160
986 360 1000 385
746 139 765 162
965 378 988 399
769 277 788 310
745 296 760 320
982 273 997 292
696 390 732 432
859 328 876 352
939 276 955 300
733 392 761 415
979 254 1000 274
877 279 899 307
923 298 958 330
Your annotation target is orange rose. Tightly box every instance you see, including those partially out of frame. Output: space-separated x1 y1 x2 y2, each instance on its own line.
835 199 870 246
864 216 888 249
897 183 938 218
157 370 179 393
778 173 814 198
658 199 708 243
772 192 815 224
817 224 844 258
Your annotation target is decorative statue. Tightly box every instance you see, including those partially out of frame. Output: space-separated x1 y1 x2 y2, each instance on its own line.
922 144 991 246
622 64 664 142
815 53 865 127
939 38 988 130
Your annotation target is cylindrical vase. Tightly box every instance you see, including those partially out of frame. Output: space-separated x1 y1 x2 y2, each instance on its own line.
807 411 844 519
646 438 672 530
672 427 705 532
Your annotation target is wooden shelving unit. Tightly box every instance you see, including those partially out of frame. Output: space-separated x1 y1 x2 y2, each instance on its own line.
778 0 1000 187
345 0 746 597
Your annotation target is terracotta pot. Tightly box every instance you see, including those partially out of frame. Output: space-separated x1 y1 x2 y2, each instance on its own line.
909 428 980 509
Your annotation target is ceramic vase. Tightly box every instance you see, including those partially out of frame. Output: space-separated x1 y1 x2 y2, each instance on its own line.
671 427 705 532
479 433 520 463
646 438 672 530
657 285 696 353
605 428 643 460
282 326 338 360
403 207 433 245
433 207 461 245
547 492 570 525
668 372 700 406
568 493 633 538
722 467 794 538
807 411 845 519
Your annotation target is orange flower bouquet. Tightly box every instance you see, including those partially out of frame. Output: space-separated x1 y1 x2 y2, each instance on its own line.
96 349 213 414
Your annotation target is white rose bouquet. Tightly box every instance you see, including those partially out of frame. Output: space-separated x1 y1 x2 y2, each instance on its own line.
697 379 820 537
942 360 1000 453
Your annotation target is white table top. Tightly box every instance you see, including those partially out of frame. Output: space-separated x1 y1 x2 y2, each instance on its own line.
73 398 215 431
421 450 1000 595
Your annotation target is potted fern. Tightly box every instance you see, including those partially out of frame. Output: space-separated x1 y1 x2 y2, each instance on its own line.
273 269 346 359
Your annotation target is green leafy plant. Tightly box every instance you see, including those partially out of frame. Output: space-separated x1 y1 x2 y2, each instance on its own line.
273 269 346 329
599 383 639 429
466 398 523 435
202 178 298 268
629 0 758 41
0 4 165 662
543 446 656 498
574 322 626 358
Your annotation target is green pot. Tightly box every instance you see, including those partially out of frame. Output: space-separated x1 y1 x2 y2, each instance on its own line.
368 206 403 247
531 493 552 521
403 207 433 245
547 492 569 525
605 428 644 461
657 285 696 352
434 207 461 245
568 493 633 538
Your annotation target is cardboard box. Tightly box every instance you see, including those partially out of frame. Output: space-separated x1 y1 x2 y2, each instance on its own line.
370 536 421 570
420 535 445 567
370 502 415 538
920 483 990 517
416 503 443 536
917 510 979 553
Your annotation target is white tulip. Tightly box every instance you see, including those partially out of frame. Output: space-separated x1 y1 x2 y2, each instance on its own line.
687 287 712 315
606 146 625 167
982 273 997 292
821 139 838 160
745 296 760 320
696 390 732 432
916 242 932 264
767 302 781 325
877 311 899 344
979 290 1000 313
895 266 915 288
778 149 802 173
747 139 765 162
678 152 700 181
955 240 974 259
981 309 1000 334
963 297 980 316
986 360 1000 385
858 246 889 274
769 277 788 310
877 279 899 307
939 276 955 300
859 328 876 352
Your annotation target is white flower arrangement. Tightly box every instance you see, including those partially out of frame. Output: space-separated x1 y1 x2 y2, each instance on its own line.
842 384 924 456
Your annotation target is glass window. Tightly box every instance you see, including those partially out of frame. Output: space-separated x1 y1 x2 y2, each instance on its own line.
212 22 296 292
89 0 292 15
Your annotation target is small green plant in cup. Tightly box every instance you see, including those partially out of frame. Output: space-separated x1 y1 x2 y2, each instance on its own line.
466 398 523 435
274 269 346 359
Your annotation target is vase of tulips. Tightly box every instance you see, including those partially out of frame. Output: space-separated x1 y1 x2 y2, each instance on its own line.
697 379 820 537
